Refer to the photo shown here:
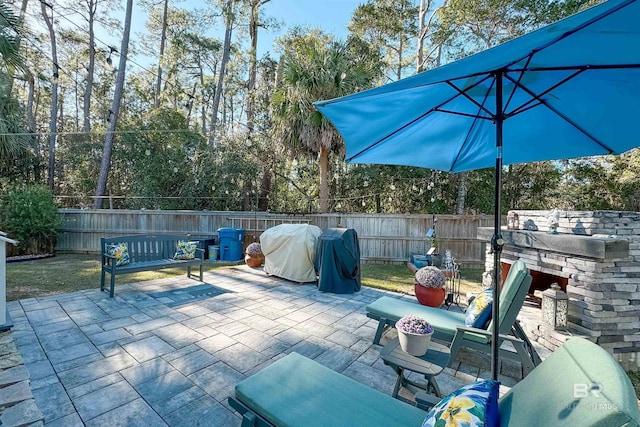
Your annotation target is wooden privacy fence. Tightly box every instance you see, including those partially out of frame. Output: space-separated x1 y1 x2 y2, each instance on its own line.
56 210 494 268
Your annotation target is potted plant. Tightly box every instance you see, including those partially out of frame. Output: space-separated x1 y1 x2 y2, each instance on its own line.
396 314 434 356
414 266 446 307
244 242 264 268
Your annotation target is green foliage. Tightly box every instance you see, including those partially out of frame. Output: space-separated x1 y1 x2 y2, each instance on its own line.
0 185 61 255
348 0 419 81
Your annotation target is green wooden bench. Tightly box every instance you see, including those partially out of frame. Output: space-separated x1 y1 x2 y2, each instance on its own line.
100 234 204 297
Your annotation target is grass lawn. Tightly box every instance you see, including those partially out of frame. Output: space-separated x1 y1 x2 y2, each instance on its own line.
5 253 242 301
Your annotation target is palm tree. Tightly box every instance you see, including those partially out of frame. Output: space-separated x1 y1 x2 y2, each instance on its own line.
0 3 29 166
0 3 24 77
273 30 380 212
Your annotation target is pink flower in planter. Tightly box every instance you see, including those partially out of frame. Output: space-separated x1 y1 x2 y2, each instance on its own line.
396 315 433 335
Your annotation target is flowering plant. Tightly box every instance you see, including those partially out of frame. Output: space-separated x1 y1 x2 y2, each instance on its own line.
415 266 446 288
396 315 433 335
245 242 263 255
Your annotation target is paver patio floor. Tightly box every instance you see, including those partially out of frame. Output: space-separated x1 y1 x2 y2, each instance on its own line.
8 265 523 426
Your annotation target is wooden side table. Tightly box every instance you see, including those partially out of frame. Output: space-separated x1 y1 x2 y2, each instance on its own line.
380 337 451 399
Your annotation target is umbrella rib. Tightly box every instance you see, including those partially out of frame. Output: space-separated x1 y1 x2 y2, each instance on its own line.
446 78 495 119
449 78 496 171
503 72 615 153
504 54 535 113
436 109 494 121
503 68 586 118
509 63 640 73
347 76 494 163
503 0 636 71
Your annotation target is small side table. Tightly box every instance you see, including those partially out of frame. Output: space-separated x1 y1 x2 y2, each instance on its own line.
380 337 451 399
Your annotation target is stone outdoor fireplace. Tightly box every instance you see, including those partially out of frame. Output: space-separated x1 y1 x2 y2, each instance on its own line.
478 210 640 371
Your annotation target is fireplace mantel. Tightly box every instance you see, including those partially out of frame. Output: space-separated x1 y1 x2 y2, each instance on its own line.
477 227 629 260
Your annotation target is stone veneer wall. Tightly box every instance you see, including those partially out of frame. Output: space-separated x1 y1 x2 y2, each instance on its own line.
484 210 640 371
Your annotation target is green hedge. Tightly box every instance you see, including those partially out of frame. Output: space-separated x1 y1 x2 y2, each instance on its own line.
0 185 61 255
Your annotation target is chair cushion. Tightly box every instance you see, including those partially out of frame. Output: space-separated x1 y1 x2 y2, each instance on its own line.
486 260 528 332
465 289 493 328
498 337 640 426
422 379 500 427
107 243 130 266
174 240 198 260
235 352 426 427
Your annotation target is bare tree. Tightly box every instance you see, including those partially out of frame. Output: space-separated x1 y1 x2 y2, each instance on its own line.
417 0 442 73
93 0 134 208
83 0 98 134
246 0 269 133
154 0 169 108
41 1 58 190
207 0 236 145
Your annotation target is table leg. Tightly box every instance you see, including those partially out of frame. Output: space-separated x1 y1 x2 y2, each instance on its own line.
392 368 405 398
426 376 442 397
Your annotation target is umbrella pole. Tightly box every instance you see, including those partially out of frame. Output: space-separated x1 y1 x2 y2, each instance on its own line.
491 71 505 381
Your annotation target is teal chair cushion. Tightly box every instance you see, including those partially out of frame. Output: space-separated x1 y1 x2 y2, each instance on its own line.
235 352 427 427
486 260 528 332
498 338 640 426
422 379 500 427
465 289 493 329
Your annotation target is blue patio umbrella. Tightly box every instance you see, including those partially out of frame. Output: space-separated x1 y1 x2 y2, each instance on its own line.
315 0 640 380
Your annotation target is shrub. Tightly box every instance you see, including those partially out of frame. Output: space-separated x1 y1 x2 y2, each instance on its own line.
0 185 61 255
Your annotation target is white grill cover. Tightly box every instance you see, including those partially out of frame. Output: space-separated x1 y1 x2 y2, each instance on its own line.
260 224 322 283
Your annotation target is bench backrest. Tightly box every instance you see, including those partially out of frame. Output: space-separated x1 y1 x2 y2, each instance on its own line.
101 234 203 263
499 337 640 426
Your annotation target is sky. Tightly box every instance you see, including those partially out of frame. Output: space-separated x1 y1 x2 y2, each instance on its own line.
257 0 363 56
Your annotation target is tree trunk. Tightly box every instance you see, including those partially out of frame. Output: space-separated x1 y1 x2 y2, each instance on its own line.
93 0 133 209
455 172 468 214
26 74 41 182
319 146 329 212
41 1 58 191
246 0 269 134
417 0 428 73
207 0 234 146
83 0 96 134
257 151 273 211
154 0 169 108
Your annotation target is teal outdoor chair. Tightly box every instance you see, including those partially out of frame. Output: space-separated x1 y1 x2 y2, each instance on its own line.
366 259 541 375
228 338 640 427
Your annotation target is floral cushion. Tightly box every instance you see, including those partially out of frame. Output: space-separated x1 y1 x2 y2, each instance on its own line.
174 240 198 260
107 243 130 266
421 380 500 427
465 289 493 328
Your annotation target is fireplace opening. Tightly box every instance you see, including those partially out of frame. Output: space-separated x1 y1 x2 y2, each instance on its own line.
501 262 568 307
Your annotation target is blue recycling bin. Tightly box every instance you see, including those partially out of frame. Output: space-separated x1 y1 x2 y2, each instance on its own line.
218 227 245 261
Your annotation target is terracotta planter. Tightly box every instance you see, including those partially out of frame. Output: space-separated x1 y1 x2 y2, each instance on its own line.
396 327 434 356
414 283 446 307
245 253 264 268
